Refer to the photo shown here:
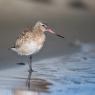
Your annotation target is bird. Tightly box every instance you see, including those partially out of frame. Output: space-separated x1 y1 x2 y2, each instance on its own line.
11 21 64 73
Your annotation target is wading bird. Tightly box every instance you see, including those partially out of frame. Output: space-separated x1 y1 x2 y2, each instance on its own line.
11 21 64 73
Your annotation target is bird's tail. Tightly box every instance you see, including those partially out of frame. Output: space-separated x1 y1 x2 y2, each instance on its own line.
11 47 17 51
11 45 17 52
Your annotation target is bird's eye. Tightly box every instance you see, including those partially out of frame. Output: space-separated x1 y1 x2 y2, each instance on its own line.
42 24 47 29
42 24 45 27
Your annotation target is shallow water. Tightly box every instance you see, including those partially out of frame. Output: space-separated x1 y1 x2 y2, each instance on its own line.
0 43 95 95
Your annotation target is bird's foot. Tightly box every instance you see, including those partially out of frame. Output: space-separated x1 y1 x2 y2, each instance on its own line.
28 69 34 73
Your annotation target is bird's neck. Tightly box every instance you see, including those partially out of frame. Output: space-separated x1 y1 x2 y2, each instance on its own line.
32 27 46 43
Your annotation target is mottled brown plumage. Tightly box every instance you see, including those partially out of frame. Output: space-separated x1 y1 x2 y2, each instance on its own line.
11 21 46 55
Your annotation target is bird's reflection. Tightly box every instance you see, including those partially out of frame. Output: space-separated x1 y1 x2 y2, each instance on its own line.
0 73 52 95
14 73 52 95
26 69 32 88
26 70 52 91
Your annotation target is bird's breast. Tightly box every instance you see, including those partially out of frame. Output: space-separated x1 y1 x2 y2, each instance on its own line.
17 41 43 55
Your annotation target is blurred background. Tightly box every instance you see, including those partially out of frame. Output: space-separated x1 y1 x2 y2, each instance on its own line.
0 0 95 95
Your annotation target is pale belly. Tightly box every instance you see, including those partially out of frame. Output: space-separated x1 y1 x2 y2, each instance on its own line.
16 42 43 56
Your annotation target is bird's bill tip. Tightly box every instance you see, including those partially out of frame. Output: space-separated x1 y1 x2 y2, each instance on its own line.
56 34 64 38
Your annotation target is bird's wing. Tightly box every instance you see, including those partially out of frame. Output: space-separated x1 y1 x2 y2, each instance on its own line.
15 29 33 47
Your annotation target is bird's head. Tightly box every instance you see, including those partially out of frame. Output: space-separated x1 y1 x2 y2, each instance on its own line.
34 21 64 38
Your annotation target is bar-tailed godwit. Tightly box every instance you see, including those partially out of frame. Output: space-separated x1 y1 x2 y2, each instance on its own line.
11 21 64 72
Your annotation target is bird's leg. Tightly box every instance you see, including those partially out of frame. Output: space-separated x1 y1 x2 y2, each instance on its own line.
26 55 33 88
28 55 33 73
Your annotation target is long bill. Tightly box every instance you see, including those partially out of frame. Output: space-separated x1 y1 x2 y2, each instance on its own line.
47 28 64 39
